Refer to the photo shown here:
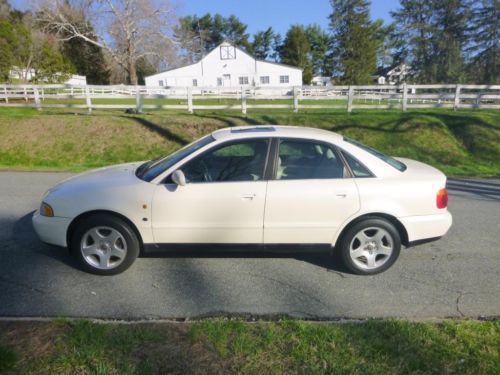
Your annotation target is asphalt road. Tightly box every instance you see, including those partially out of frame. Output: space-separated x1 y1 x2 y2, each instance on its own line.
0 171 499 320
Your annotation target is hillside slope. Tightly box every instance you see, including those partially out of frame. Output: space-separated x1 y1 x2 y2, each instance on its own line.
0 108 498 176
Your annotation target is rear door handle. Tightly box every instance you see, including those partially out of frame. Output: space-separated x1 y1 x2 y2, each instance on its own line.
241 193 256 200
335 193 347 198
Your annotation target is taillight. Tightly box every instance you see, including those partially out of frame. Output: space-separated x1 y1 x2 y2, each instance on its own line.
436 188 448 209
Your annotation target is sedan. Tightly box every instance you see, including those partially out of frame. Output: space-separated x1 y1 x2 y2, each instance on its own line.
33 125 452 275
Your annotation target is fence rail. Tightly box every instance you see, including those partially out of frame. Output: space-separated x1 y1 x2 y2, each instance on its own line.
0 84 499 113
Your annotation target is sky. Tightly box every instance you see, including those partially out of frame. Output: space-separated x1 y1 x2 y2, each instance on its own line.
10 0 400 36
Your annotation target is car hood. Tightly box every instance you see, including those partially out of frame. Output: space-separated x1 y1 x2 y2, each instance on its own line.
46 162 144 197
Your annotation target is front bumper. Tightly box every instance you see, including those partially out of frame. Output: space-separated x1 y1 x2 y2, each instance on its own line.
32 211 72 247
399 211 452 243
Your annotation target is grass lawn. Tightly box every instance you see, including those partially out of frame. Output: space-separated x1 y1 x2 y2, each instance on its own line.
0 319 498 374
0 107 498 176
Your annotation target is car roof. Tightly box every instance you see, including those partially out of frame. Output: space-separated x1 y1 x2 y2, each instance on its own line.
211 125 343 142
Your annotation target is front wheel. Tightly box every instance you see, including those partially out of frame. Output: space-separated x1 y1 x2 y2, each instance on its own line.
71 214 140 275
339 218 401 275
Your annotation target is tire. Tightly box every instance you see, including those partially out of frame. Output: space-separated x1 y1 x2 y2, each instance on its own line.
70 214 140 275
339 218 401 275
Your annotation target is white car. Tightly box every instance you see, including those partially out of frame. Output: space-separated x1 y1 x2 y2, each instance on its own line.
33 125 452 275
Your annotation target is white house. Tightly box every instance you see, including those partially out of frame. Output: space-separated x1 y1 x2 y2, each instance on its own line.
145 42 303 88
311 76 332 86
373 63 412 85
9 67 87 85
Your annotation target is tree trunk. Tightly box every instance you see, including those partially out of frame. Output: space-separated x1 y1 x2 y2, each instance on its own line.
128 57 138 85
127 41 137 85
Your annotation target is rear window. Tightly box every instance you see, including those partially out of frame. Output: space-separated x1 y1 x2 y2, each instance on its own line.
344 137 407 172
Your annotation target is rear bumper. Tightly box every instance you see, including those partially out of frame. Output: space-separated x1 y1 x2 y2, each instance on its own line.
399 211 452 243
32 212 71 247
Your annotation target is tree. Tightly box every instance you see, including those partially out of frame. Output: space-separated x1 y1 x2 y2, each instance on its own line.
175 13 250 63
280 25 313 84
32 37 74 83
305 24 332 76
372 20 407 69
0 0 11 19
329 0 377 84
392 1 435 82
251 27 276 59
392 0 470 83
468 0 499 83
55 3 109 84
432 0 470 82
37 0 177 84
0 23 14 80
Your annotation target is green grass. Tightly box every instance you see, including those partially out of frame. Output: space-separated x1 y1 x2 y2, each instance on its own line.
0 107 498 176
0 319 498 374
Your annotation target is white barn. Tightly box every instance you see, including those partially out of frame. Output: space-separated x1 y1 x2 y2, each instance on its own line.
145 42 303 88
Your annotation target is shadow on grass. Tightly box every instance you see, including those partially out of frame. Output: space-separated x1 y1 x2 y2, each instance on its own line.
193 112 263 127
124 116 189 145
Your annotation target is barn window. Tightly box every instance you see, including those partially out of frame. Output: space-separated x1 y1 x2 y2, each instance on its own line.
220 45 236 60
260 76 270 84
158 80 164 86
192 79 198 87
280 75 289 84
239 76 249 85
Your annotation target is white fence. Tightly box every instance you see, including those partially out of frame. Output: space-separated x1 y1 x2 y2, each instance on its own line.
0 84 499 113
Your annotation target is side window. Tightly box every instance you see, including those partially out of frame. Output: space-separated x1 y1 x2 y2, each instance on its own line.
341 150 374 178
276 140 345 180
182 139 269 183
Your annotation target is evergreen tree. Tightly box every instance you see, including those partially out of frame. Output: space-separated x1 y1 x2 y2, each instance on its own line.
393 0 471 83
329 0 377 84
0 20 14 81
372 20 407 69
251 27 276 59
175 14 250 62
468 0 499 83
280 25 313 84
305 24 332 76
392 1 434 82
33 38 74 83
433 0 470 82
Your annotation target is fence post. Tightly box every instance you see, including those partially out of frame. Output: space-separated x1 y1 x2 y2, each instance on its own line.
241 86 247 114
293 86 299 112
33 86 41 111
135 86 142 113
454 84 461 111
23 86 28 102
402 82 408 111
3 87 8 104
347 86 354 113
85 85 92 114
187 87 193 113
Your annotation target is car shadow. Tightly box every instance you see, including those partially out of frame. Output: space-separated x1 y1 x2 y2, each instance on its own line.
141 248 350 274
11 211 78 269
13 212 350 275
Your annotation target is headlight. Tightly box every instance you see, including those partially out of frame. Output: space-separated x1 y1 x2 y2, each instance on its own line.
40 202 54 217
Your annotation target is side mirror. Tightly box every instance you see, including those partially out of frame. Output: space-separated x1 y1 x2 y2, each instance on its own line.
171 170 186 186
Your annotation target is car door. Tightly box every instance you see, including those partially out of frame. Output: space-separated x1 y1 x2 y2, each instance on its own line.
264 138 360 244
151 138 270 244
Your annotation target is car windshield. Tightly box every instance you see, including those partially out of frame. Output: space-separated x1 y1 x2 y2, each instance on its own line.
344 137 407 172
136 135 215 182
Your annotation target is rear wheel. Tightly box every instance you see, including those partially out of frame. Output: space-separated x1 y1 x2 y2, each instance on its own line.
71 214 140 275
339 218 401 275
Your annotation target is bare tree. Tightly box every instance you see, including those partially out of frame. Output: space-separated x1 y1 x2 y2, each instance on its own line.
36 0 178 84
